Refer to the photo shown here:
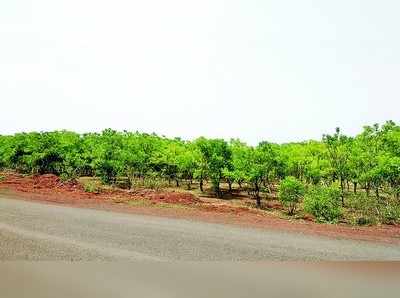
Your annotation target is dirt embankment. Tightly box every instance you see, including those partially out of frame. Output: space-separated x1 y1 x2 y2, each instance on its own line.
0 172 200 205
1 172 400 244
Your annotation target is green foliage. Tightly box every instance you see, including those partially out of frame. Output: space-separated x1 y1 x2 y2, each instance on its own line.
379 201 400 225
278 177 305 215
347 193 380 225
91 129 124 184
130 172 168 190
83 180 101 193
194 137 231 197
59 173 74 183
346 192 400 225
303 185 342 223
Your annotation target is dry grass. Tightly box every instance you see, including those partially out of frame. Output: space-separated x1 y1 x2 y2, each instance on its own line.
126 199 194 210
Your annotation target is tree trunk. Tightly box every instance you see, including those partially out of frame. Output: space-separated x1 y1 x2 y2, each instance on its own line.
228 181 232 193
238 181 242 191
262 180 267 188
199 179 204 192
340 178 345 206
175 179 179 187
264 178 272 193
215 183 222 198
129 176 135 190
256 196 261 209
353 182 357 194
375 187 379 200
187 180 192 190
288 203 296 216
255 183 261 209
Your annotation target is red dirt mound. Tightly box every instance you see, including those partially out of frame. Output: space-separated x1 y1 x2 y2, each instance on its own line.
33 174 61 189
149 192 201 205
1 173 85 194
114 189 202 205
0 172 203 207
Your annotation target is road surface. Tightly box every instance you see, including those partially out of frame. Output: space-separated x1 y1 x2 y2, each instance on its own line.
0 195 400 261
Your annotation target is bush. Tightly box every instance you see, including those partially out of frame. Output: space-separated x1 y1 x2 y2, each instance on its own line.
130 172 168 191
59 172 78 183
303 185 342 223
379 201 400 225
347 194 400 225
83 181 101 193
347 193 379 225
278 177 305 215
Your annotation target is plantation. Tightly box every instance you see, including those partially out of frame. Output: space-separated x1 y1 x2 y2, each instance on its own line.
0 121 399 225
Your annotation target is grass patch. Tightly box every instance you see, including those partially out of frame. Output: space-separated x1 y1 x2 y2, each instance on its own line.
126 199 193 210
126 199 153 207
83 182 100 193
80 179 102 194
78 177 103 193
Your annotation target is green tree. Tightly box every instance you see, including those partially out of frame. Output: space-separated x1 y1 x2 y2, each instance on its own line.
176 142 200 190
304 185 342 223
195 138 232 197
278 176 305 215
323 128 351 205
91 129 123 184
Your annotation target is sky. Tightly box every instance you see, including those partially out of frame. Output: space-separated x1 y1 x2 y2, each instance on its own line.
0 0 399 145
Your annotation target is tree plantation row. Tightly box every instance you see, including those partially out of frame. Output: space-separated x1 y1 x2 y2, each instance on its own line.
0 121 399 224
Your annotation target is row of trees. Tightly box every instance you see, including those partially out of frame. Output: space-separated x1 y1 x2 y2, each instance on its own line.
0 121 399 210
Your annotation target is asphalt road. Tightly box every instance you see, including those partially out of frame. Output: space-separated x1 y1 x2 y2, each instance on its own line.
1 195 400 261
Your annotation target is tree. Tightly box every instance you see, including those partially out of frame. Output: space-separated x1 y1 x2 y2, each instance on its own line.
228 139 250 191
278 176 305 215
91 129 123 184
355 124 385 199
244 146 273 208
303 185 342 223
176 142 200 190
195 138 232 197
257 142 280 193
323 128 351 205
121 132 162 188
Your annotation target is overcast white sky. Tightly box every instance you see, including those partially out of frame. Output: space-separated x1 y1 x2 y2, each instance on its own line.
0 0 399 144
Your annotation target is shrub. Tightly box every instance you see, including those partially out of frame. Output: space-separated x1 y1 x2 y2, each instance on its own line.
347 193 400 225
347 193 379 225
59 172 78 183
129 173 168 191
379 201 400 225
83 181 101 193
303 185 342 223
278 176 305 215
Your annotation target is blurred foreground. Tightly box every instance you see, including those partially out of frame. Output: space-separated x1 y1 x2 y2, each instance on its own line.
1 262 399 298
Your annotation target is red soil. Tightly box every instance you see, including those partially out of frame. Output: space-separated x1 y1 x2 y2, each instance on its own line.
1 172 400 245
0 172 200 206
